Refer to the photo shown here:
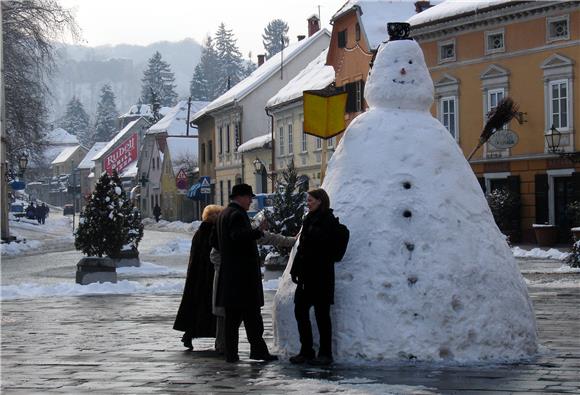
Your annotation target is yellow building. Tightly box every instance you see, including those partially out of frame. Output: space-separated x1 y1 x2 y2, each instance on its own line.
410 0 580 242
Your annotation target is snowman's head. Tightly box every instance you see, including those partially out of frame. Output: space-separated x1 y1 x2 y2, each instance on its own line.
365 40 434 112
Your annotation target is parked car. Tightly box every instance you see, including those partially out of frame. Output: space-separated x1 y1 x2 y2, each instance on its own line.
9 203 25 219
248 193 274 218
63 204 74 215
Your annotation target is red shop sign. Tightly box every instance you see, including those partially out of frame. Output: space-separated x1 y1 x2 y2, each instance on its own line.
104 133 138 175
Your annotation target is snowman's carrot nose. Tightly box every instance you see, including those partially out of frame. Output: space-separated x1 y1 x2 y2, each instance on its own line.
400 68 407 75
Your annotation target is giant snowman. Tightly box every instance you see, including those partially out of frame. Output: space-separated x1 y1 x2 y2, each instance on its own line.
273 31 538 363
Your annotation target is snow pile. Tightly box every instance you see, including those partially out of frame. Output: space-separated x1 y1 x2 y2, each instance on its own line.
237 134 272 153
142 218 201 234
512 247 569 261
263 278 280 291
147 239 192 256
273 39 537 363
117 261 186 276
0 280 184 301
0 240 42 256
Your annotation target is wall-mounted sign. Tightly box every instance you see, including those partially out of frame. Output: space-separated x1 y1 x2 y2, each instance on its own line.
488 129 519 150
104 133 138 175
176 169 188 190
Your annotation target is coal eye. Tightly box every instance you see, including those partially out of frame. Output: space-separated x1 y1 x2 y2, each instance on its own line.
408 60 413 64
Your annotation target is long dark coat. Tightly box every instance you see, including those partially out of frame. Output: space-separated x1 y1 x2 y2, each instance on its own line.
215 202 264 309
290 209 339 305
173 221 216 337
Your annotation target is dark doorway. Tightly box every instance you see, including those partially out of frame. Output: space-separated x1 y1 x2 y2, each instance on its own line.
554 176 574 242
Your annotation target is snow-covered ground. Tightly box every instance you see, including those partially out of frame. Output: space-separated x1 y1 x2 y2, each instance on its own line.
147 238 192 256
512 246 569 260
117 261 186 276
2 216 74 257
142 218 201 234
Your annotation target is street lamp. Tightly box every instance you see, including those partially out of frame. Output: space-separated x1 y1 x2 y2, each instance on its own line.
545 125 562 154
18 154 28 176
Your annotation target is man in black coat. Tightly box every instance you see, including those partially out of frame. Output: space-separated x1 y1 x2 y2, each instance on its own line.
215 183 277 363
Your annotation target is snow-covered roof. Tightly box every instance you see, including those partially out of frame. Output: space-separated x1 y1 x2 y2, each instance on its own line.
267 49 334 108
47 127 78 145
408 0 513 26
43 146 67 163
51 146 79 165
166 137 197 161
93 119 140 161
77 142 108 170
119 104 171 119
237 133 272 153
119 160 138 178
332 0 416 49
192 28 331 122
148 100 209 136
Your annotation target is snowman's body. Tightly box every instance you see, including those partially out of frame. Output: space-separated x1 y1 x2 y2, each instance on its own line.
273 39 537 363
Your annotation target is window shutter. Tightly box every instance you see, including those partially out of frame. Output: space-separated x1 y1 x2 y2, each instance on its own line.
360 80 365 111
345 82 356 113
535 174 549 224
338 30 347 48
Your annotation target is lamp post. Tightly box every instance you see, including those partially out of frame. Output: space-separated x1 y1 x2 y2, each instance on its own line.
545 125 562 154
253 158 276 193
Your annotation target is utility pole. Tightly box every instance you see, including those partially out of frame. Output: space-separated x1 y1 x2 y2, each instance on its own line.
186 96 192 136
71 160 75 235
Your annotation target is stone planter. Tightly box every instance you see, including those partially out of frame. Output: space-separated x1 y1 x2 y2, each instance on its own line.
109 247 140 268
76 257 117 285
533 224 559 247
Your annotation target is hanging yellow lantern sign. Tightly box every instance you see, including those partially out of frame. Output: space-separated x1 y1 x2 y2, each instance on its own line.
303 89 348 140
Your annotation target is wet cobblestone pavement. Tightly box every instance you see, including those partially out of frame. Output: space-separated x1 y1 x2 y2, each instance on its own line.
1 281 579 394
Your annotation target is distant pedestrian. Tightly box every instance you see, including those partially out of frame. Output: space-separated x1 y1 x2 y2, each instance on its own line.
289 188 342 366
174 204 224 350
36 203 48 225
26 202 35 220
215 183 278 363
153 204 161 222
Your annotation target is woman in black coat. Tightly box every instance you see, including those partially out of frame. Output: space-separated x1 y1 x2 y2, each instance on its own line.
173 205 224 349
290 188 339 366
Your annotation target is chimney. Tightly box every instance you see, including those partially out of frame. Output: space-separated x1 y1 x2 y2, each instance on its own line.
308 15 320 37
414 1 432 13
297 35 306 41
257 54 265 66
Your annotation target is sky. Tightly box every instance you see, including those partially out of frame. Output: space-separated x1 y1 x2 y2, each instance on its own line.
59 0 352 59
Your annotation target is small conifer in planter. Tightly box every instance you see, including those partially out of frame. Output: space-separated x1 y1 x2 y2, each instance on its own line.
486 188 521 242
75 171 144 258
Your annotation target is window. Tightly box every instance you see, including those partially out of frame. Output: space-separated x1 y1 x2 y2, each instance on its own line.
316 137 322 150
345 80 365 113
218 127 223 154
438 39 455 63
208 140 213 162
487 89 507 130
301 130 307 152
226 124 231 153
219 180 224 205
440 97 457 140
157 157 160 169
327 137 334 148
550 80 569 130
547 15 569 42
201 143 206 164
278 126 285 156
485 30 504 54
287 124 293 154
338 29 347 48
234 122 241 150
227 180 232 198
355 23 361 42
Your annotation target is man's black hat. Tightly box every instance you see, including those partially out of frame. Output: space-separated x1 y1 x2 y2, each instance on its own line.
230 183 256 198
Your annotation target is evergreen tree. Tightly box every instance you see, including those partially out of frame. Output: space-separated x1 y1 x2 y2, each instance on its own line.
262 19 289 58
75 171 144 258
140 51 178 107
190 36 220 101
214 23 244 94
93 84 119 143
242 51 257 78
264 160 307 255
60 96 90 142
